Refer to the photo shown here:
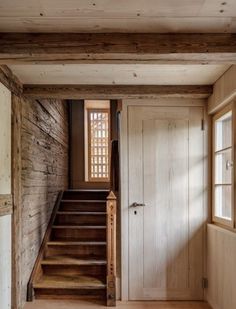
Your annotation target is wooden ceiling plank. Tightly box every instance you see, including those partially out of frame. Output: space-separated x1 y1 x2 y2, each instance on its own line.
0 17 234 34
1 33 236 64
23 84 212 99
0 0 235 18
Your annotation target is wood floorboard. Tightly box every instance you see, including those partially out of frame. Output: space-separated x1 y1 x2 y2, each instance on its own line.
24 300 212 309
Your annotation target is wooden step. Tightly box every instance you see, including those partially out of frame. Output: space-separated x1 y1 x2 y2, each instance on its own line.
57 211 106 215
63 190 109 201
51 226 106 242
60 200 106 212
41 255 107 265
34 274 106 289
34 289 106 300
55 212 106 226
61 200 106 203
41 256 107 277
47 241 106 246
46 241 107 259
52 225 106 229
42 266 106 278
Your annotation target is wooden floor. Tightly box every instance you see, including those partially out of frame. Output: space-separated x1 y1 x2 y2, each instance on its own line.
24 300 212 309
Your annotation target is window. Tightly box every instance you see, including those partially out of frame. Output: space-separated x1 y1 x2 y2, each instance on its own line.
87 108 110 181
213 104 234 227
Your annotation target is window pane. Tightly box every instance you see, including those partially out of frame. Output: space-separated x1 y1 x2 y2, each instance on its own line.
215 111 232 151
215 185 232 220
215 148 232 185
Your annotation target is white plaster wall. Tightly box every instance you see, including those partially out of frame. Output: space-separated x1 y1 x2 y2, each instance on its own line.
0 215 12 309
0 82 12 309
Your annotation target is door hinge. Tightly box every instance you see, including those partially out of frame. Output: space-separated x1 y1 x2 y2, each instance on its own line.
201 119 205 131
202 277 208 289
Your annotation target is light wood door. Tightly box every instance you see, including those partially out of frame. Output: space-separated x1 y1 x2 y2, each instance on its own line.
128 105 204 300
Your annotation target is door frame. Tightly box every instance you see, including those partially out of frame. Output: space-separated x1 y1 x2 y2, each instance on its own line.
120 98 210 301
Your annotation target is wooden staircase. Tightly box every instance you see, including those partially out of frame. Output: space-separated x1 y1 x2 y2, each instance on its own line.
27 189 117 306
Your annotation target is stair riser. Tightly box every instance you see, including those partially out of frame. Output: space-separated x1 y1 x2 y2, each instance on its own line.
46 245 106 259
34 288 106 300
63 191 108 200
51 229 106 241
42 265 106 277
60 202 106 212
55 215 106 226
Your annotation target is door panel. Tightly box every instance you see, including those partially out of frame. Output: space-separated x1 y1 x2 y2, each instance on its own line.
128 106 204 300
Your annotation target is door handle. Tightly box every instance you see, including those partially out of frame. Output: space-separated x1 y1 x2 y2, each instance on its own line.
130 202 146 208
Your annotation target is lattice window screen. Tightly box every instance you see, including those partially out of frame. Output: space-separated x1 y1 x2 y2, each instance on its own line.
88 109 110 181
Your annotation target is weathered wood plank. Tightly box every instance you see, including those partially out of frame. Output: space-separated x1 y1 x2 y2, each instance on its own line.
0 194 12 216
208 65 236 114
23 84 212 99
20 97 69 305
106 191 117 306
1 33 236 64
12 94 23 309
0 65 22 94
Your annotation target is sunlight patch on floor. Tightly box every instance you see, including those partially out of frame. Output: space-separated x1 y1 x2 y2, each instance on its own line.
24 300 211 309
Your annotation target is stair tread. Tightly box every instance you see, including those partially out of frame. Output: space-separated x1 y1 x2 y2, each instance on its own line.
34 275 106 289
41 255 107 265
61 200 106 203
52 225 106 229
47 241 106 246
65 189 109 192
57 211 106 215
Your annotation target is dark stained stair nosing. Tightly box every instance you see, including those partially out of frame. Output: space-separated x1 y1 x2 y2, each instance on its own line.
61 199 106 203
52 225 106 229
47 241 107 246
57 211 106 215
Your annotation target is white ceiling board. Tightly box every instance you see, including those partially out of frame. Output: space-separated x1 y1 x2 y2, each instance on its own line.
8 64 230 85
0 0 236 33
1 0 236 17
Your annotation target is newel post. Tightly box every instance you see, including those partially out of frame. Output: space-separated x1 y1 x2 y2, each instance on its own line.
106 191 117 306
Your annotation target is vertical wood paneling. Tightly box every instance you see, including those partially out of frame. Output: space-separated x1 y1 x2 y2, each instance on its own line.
207 224 236 309
20 98 69 304
208 65 236 114
128 105 204 300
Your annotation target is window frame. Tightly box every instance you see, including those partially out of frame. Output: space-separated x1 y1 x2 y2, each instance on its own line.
87 108 110 182
212 102 235 228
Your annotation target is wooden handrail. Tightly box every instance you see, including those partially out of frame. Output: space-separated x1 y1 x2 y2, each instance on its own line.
110 140 119 193
106 191 117 306
27 191 63 301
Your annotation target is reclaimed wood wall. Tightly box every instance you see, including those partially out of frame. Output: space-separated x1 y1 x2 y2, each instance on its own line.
20 97 69 303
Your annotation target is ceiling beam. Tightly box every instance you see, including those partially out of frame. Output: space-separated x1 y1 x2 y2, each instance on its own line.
0 33 236 64
23 84 212 99
0 65 23 95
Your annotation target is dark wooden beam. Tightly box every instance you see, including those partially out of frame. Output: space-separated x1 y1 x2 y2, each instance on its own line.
0 65 22 95
12 94 23 309
0 33 236 64
23 84 212 99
